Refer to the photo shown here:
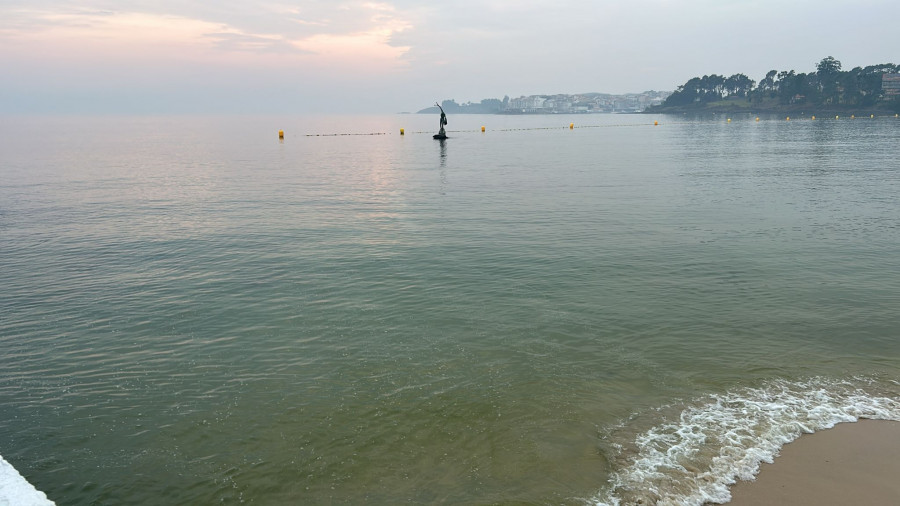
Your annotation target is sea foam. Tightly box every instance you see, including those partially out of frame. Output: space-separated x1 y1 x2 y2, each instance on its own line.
592 377 900 506
0 456 54 506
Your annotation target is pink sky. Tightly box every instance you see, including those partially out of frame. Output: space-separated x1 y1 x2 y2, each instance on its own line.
2 1 898 113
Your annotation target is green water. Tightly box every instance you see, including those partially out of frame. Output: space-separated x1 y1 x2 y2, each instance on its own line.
1 114 898 505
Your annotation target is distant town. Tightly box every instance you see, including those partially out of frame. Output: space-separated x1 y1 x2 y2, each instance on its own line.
418 58 900 116
418 91 672 115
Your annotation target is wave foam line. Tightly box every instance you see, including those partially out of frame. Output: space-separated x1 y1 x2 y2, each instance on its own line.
0 455 55 506
592 377 900 506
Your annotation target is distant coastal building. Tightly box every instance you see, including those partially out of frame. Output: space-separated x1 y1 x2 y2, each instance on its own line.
504 91 670 114
421 91 672 115
508 96 547 113
883 73 900 96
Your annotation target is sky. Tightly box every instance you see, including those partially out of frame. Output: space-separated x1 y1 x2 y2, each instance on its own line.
1 0 898 114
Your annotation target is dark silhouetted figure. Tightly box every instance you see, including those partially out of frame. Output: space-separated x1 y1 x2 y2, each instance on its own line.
434 103 448 139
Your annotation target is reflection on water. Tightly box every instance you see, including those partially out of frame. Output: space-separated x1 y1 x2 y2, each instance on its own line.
438 137 447 167
0 114 898 505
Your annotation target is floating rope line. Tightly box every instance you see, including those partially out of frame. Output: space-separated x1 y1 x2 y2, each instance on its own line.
298 115 896 137
304 132 390 137
302 122 661 137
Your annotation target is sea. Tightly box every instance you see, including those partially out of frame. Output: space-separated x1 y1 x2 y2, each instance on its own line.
1 112 899 505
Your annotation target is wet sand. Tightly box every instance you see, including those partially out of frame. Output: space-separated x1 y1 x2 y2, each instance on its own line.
722 419 900 506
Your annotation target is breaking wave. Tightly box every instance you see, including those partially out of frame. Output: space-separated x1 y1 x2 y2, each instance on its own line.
592 377 900 506
0 455 55 506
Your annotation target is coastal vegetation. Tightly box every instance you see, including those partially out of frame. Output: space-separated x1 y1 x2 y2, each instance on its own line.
650 57 900 113
420 97 509 114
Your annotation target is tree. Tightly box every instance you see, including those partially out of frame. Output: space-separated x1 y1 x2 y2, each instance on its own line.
663 76 703 106
441 99 461 112
658 58 897 111
857 63 899 103
816 56 842 104
776 70 796 104
725 74 755 97
759 70 778 94
700 74 727 99
816 56 842 76
479 98 503 112
840 69 861 105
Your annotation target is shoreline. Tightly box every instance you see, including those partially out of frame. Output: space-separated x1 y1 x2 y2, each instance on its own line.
0 455 55 505
714 419 900 506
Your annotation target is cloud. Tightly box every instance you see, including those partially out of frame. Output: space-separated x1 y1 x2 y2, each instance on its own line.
0 2 415 66
292 4 413 68
204 32 312 55
3 0 899 113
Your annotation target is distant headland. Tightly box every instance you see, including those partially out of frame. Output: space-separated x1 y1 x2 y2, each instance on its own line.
417 91 672 115
647 57 900 114
420 57 900 116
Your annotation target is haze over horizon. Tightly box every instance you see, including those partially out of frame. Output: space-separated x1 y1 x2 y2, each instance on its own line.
2 0 898 115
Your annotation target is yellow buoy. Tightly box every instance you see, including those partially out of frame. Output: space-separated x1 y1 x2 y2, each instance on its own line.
481 126 485 132
756 117 760 122
654 121 658 126
836 115 839 119
871 114 874 119
278 130 284 139
811 115 816 120
851 115 855 119
786 116 790 121
400 128 405 135
569 123 574 129
727 118 731 123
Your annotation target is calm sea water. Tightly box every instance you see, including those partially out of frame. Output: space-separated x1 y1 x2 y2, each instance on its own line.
1 113 899 505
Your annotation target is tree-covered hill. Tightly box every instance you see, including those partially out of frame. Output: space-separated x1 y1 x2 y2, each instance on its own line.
418 98 508 114
649 57 900 113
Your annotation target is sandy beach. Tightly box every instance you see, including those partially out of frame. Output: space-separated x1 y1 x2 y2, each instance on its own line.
721 419 900 506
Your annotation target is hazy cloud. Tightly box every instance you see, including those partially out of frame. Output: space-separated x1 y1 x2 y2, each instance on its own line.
1 0 898 113
203 32 313 54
